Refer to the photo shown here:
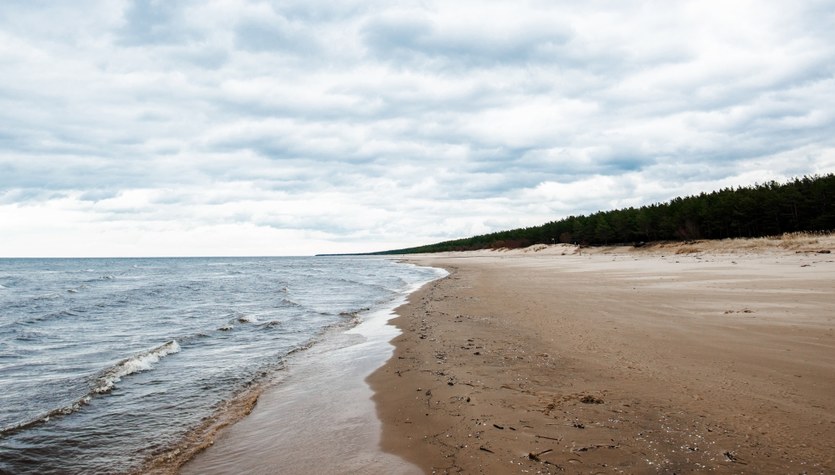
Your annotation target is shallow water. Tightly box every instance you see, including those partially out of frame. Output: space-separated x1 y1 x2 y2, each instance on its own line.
181 296 429 475
0 257 439 474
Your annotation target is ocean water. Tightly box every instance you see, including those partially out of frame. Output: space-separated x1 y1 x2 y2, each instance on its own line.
0 256 440 475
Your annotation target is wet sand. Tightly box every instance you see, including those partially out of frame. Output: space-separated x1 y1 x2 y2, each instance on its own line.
180 305 424 475
369 236 835 473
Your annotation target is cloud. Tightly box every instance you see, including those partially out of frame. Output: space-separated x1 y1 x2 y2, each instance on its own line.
0 0 834 256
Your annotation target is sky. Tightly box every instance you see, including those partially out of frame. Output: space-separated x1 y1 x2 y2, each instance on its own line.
1 0 834 257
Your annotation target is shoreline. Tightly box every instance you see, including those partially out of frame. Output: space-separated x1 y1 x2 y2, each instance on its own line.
368 236 835 473
177 266 443 475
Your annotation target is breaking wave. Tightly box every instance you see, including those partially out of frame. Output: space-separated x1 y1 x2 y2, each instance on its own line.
0 340 181 438
94 340 181 394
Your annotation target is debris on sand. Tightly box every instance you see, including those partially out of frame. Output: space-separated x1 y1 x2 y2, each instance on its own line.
579 395 604 404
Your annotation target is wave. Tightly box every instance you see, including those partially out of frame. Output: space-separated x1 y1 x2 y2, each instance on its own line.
0 395 95 439
13 329 48 342
0 284 6 289
237 314 258 324
339 307 370 319
17 309 81 326
94 340 181 394
218 313 264 331
280 298 306 309
0 340 181 438
325 275 394 293
32 293 61 301
394 276 411 291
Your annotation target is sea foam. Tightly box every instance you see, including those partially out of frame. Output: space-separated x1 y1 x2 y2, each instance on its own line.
0 340 183 437
94 340 181 394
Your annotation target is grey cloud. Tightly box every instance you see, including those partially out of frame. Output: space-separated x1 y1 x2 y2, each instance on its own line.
234 17 321 54
234 19 292 52
204 132 372 166
78 189 121 202
361 15 573 67
118 0 199 46
256 215 359 235
0 188 68 205
465 147 656 194
173 46 230 70
269 0 375 23
594 155 654 175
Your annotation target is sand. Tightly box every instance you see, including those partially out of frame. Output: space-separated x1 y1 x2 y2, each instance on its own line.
368 235 835 473
179 305 424 475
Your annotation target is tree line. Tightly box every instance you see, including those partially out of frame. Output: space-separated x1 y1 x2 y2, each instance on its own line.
375 174 835 254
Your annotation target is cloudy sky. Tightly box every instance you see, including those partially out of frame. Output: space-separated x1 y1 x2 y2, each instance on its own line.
1 0 834 256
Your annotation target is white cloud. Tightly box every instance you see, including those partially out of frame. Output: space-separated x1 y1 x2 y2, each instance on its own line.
0 0 834 256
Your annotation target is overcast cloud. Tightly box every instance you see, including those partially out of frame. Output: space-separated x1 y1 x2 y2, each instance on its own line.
1 0 834 256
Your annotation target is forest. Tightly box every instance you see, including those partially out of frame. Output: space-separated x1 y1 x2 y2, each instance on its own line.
375 174 835 254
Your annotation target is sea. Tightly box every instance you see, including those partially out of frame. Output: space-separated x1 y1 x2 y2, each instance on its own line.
0 256 442 475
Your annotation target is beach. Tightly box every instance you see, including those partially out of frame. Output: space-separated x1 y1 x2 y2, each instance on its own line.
369 236 835 473
179 304 425 475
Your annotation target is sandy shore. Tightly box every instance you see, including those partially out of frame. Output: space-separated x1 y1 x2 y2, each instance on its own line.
368 235 835 473
179 304 425 475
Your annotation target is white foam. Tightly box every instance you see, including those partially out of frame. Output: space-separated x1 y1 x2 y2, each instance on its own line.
2 340 184 436
94 340 181 394
0 284 6 289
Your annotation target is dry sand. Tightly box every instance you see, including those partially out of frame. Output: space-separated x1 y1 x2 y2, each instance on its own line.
369 235 835 474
